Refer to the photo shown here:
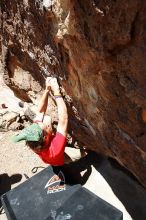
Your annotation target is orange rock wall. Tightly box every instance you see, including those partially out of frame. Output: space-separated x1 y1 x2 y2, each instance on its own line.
1 0 146 186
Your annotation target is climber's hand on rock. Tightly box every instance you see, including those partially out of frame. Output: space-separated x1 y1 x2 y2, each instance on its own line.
49 77 60 95
45 77 52 91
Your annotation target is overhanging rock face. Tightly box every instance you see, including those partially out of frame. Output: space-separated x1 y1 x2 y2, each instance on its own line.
1 0 146 187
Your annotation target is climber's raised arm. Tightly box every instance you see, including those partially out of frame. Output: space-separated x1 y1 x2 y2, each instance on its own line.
12 76 68 166
48 77 68 137
34 81 51 122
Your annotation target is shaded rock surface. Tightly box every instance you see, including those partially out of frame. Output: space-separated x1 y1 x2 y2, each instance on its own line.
1 0 146 186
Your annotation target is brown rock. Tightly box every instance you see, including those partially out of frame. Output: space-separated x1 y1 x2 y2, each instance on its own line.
1 0 146 187
141 109 146 123
2 112 19 128
8 121 24 131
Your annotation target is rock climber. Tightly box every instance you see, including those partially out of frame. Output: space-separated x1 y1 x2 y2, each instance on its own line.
12 77 68 166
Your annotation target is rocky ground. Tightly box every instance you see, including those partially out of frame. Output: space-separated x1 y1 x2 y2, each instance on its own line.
0 68 146 220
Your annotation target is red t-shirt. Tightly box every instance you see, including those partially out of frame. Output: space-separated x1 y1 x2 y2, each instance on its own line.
34 132 66 166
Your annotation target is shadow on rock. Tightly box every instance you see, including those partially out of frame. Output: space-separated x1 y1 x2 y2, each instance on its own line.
93 159 146 220
0 173 22 210
53 150 146 220
90 152 146 220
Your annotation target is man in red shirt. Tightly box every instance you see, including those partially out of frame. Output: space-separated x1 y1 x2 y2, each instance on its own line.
12 77 68 166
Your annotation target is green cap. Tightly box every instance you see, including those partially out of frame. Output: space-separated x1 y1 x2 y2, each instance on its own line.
12 123 43 143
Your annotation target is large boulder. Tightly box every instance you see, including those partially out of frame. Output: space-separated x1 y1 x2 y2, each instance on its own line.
1 0 146 187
